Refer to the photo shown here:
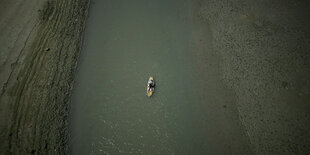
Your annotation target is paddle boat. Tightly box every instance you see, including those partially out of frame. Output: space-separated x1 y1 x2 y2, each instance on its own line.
147 77 155 97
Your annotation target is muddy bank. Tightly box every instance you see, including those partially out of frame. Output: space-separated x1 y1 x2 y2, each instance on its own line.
195 0 310 153
0 0 90 154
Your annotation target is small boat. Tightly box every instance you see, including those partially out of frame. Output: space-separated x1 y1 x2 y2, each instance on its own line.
147 77 155 97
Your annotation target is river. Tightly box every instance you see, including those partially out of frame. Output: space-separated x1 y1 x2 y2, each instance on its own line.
69 0 251 154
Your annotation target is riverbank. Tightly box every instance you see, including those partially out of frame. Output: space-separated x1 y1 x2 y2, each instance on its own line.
194 0 310 153
0 0 90 154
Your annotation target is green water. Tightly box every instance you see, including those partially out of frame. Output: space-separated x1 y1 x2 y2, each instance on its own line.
70 0 251 154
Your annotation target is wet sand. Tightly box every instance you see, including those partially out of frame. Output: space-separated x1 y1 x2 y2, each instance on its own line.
0 0 90 154
194 0 310 153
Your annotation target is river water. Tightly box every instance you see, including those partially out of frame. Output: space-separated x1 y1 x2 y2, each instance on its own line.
70 0 251 154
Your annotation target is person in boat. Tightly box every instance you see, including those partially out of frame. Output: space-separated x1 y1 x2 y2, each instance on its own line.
149 80 154 88
148 80 154 92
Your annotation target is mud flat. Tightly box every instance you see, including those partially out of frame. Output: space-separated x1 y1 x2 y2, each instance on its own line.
195 0 310 153
0 0 90 154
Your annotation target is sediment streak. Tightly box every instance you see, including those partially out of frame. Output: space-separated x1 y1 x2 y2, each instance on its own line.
0 0 90 154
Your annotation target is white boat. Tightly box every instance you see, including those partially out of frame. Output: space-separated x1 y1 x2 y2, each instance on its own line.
147 77 155 97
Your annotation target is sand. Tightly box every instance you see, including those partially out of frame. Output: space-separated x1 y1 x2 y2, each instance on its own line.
0 0 90 154
194 0 310 153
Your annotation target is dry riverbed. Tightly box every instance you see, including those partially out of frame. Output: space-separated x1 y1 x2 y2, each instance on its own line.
0 0 90 154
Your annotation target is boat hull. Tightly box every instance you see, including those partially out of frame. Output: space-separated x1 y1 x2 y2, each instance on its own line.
147 77 154 97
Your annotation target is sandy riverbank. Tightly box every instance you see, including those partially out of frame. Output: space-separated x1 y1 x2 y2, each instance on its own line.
0 0 90 154
193 0 310 153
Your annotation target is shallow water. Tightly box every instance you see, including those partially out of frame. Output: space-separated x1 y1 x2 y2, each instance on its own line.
70 0 251 154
